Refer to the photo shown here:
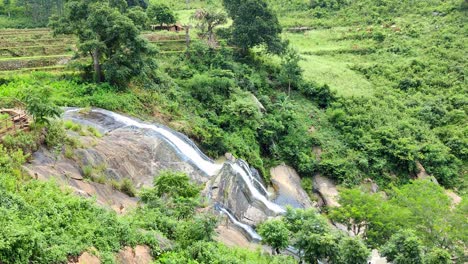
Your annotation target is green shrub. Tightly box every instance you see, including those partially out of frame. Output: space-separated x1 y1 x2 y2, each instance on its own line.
120 179 137 197
45 120 66 149
81 165 93 178
87 126 102 138
2 131 39 155
64 146 74 159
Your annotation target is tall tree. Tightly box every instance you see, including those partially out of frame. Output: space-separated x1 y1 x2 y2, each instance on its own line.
147 4 176 26
222 0 284 54
126 0 147 9
16 0 64 25
192 8 227 47
49 0 157 88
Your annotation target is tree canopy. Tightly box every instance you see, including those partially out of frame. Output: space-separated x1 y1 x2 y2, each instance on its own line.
50 0 157 88
223 0 284 54
147 4 176 26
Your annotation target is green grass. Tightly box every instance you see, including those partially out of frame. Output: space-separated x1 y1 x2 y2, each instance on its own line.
299 54 372 97
286 29 375 97
0 54 72 61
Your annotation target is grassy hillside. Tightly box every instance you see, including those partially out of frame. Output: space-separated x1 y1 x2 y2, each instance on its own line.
0 0 466 262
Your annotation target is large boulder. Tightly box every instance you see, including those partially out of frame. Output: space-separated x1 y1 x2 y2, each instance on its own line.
313 174 340 207
270 164 313 209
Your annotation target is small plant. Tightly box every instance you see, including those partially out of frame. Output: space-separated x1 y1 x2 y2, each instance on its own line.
92 174 107 184
2 131 39 154
110 179 121 190
79 130 87 136
120 179 137 197
21 86 62 125
65 137 81 148
64 120 75 130
82 165 93 178
64 145 74 159
71 123 82 132
87 126 102 138
79 107 92 114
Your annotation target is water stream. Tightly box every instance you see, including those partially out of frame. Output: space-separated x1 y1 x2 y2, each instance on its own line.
64 108 289 244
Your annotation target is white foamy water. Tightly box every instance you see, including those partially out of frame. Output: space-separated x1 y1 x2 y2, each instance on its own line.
231 163 285 214
93 109 224 176
219 206 262 241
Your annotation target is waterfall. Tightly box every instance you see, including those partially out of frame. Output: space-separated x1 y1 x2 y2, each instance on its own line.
65 108 285 215
92 108 223 177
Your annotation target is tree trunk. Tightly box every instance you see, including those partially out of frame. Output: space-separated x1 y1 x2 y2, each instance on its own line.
185 25 191 58
288 80 291 96
92 49 103 83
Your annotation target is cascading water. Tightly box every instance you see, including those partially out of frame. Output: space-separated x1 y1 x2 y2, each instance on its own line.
215 203 262 242
64 108 287 241
65 108 285 217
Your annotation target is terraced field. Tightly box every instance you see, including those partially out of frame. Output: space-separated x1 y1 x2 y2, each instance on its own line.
0 28 74 75
0 28 187 76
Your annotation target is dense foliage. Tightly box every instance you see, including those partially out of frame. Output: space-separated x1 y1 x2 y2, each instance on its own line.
49 0 157 86
329 182 467 261
0 0 466 262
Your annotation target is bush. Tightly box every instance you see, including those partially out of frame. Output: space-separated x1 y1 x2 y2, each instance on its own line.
300 82 337 108
120 179 137 197
45 120 66 149
2 131 39 155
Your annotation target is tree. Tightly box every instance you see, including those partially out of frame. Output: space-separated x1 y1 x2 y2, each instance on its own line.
3 0 10 17
50 0 157 87
329 188 384 237
147 4 176 26
21 86 62 125
381 230 424 264
126 6 149 30
16 0 65 25
279 48 302 96
175 213 218 248
192 8 227 47
223 0 284 54
389 180 452 247
258 219 289 254
338 237 370 264
283 208 339 263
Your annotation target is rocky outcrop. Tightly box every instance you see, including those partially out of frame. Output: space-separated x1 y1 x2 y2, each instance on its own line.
26 110 208 213
26 108 300 247
214 225 261 250
271 164 313 209
68 252 100 264
313 174 340 207
209 163 271 226
116 246 152 264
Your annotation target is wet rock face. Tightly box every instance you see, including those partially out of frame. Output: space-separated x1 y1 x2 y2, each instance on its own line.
26 111 207 213
27 108 308 245
210 164 270 226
